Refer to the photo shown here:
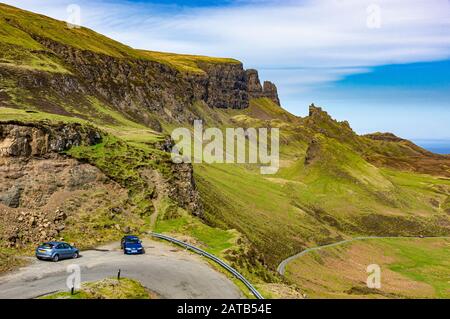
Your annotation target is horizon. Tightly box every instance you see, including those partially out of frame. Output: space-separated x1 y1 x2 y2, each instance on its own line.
2 0 449 145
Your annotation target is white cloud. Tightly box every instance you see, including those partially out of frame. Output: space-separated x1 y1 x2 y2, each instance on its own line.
7 0 450 64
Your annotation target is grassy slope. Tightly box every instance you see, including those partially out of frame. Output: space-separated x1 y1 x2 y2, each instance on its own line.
40 278 155 299
195 98 450 263
284 237 450 298
0 3 239 74
1 100 449 298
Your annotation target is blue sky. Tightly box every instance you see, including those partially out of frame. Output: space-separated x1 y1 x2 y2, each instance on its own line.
4 0 450 141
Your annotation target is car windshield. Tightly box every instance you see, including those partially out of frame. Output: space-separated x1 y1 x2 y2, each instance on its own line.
125 238 140 244
41 243 54 249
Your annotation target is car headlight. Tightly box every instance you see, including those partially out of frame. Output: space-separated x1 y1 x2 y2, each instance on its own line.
125 247 132 250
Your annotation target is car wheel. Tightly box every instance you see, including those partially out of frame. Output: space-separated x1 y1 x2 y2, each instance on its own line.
73 252 79 259
52 254 59 262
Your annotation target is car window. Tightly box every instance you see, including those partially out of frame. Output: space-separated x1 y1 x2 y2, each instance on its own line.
41 243 54 249
125 238 140 244
62 244 70 249
56 244 64 249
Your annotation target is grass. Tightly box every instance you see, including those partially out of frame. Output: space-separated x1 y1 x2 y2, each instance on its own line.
40 278 155 299
192 98 450 277
284 237 450 299
138 50 241 74
2 97 449 299
153 197 284 299
0 107 87 124
0 3 240 74
59 189 150 250
65 133 172 226
154 197 238 257
0 247 27 273
385 238 450 298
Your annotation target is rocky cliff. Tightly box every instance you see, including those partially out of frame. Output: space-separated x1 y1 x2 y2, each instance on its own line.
1 30 280 130
245 69 280 105
0 121 202 247
0 121 102 157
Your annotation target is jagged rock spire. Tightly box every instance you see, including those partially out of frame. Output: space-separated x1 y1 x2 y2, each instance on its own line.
244 69 281 106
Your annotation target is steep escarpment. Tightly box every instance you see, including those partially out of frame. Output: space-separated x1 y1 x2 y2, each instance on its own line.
0 4 279 129
0 121 202 249
0 36 279 129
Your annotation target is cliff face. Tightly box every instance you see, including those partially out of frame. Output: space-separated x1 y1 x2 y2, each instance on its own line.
1 34 279 130
0 121 102 157
0 2 283 131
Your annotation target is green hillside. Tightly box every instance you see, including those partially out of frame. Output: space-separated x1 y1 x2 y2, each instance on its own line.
0 3 238 74
285 237 450 298
0 3 449 298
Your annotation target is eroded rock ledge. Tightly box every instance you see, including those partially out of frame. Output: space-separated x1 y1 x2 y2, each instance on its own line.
0 122 203 247
0 121 102 157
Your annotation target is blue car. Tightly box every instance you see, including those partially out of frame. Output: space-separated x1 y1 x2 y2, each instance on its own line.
35 242 79 262
121 236 145 255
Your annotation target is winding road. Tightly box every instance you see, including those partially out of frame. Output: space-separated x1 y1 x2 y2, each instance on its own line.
0 239 243 299
277 236 450 276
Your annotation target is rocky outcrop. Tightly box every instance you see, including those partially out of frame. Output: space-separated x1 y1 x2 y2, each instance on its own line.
263 81 280 106
4 208 68 247
304 139 321 166
0 121 101 157
170 162 203 216
23 37 251 123
245 69 280 105
0 122 111 212
0 121 203 247
245 69 263 98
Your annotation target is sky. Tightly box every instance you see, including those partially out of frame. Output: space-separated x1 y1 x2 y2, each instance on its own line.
3 0 450 142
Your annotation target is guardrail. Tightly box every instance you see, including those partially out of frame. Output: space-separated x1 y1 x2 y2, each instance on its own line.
149 232 264 299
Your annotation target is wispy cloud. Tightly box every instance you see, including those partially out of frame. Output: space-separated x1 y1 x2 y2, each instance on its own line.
6 0 450 77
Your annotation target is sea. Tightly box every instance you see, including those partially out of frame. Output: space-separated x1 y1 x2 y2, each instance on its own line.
414 140 450 155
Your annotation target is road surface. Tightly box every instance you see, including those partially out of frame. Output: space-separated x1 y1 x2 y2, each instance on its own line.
0 239 243 299
277 236 450 276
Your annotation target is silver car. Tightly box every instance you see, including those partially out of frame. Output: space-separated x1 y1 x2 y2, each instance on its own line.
35 242 79 262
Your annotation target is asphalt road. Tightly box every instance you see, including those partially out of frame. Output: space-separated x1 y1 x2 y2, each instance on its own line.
277 236 450 276
0 239 243 299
